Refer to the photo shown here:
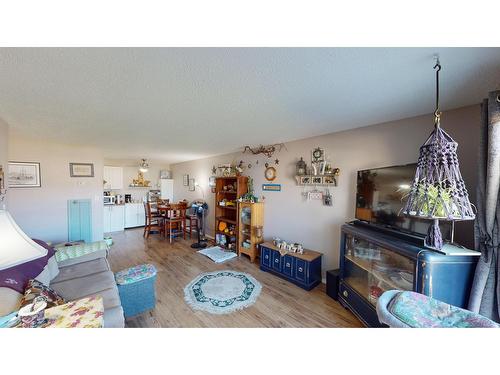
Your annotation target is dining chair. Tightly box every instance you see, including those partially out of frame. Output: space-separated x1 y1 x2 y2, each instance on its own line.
143 202 165 238
163 203 186 243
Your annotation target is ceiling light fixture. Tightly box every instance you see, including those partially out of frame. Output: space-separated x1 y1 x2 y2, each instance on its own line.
139 159 149 173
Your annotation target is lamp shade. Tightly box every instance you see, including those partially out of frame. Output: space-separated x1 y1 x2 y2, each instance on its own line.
0 210 47 270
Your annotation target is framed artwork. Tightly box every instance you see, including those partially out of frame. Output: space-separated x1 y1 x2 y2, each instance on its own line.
323 175 337 186
8 162 41 188
189 178 196 191
311 147 324 163
69 163 94 177
300 176 311 185
262 183 281 192
209 176 216 193
312 176 322 184
183 174 189 186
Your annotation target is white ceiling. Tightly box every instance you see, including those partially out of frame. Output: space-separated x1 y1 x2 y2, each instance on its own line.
0 48 499 165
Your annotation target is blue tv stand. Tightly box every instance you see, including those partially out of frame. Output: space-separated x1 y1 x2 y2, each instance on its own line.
339 221 480 327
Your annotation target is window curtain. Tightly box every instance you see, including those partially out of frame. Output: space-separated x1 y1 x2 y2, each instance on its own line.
468 90 500 322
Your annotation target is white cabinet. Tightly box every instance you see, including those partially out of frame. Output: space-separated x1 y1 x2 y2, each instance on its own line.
103 205 125 233
103 166 123 190
125 203 146 228
160 179 174 201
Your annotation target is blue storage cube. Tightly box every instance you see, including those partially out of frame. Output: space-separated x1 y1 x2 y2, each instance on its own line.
115 264 157 318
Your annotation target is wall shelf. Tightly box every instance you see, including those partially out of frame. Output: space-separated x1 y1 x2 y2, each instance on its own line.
294 174 338 187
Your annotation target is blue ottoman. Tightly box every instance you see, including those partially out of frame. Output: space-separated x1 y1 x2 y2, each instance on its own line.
115 264 157 318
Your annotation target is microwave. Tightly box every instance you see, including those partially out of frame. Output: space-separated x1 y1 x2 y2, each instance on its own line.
104 196 116 205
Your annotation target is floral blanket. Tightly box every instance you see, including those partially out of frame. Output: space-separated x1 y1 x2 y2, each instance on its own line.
388 291 499 328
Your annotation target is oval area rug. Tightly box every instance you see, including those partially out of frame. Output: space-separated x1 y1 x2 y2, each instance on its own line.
184 270 262 314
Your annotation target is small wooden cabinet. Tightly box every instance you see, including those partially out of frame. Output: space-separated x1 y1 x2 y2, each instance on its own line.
237 202 264 262
260 242 322 290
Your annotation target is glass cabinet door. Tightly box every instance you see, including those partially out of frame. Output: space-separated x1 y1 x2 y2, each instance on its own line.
343 234 415 306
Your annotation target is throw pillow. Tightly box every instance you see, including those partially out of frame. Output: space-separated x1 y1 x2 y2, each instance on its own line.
20 279 65 309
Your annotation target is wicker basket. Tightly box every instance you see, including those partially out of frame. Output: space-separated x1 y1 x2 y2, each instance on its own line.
115 264 157 318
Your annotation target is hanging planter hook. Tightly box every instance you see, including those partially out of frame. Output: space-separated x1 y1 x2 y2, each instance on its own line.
433 56 442 128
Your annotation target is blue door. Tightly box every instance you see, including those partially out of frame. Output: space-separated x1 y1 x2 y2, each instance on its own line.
295 259 307 282
283 255 295 277
261 247 272 268
68 199 92 243
272 250 282 272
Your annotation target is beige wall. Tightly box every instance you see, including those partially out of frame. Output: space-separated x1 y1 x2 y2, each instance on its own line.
0 118 8 209
171 105 480 274
8 133 105 243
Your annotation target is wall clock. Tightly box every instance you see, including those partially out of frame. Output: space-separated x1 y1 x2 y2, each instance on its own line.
265 166 277 181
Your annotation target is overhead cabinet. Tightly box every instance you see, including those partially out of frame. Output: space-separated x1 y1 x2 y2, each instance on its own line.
103 166 123 190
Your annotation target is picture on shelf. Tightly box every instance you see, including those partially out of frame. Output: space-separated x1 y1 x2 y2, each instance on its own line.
300 176 311 184
323 175 337 185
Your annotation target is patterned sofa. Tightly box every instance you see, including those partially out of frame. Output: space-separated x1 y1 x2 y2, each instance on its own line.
0 240 125 328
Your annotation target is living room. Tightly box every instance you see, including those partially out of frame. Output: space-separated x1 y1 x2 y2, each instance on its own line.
1 2 500 374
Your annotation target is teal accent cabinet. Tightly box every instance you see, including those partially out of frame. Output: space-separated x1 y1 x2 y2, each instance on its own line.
68 199 93 243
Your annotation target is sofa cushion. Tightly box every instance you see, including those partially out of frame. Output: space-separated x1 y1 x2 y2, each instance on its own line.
54 241 108 265
0 287 23 316
20 279 65 309
55 249 108 267
104 305 125 328
51 258 110 284
50 271 121 309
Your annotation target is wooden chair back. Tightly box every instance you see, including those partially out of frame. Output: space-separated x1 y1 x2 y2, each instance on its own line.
165 203 186 220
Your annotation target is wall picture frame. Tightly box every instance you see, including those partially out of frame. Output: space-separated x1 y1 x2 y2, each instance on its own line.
312 176 322 184
8 162 41 188
69 163 94 177
183 174 189 186
311 147 325 163
189 178 196 191
323 175 337 186
300 176 311 185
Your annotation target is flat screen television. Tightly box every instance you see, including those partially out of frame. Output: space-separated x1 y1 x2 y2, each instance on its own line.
355 163 451 239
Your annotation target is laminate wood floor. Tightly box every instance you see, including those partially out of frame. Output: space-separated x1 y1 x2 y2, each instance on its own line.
107 228 362 328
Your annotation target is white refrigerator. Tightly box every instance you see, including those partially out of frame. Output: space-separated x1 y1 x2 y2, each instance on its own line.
160 179 174 201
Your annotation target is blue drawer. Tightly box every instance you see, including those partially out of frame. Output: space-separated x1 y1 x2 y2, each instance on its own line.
261 246 272 268
272 249 282 272
295 258 307 282
283 255 295 277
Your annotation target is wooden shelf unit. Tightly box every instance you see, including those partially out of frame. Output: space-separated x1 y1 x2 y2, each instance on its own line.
214 176 248 251
237 202 264 263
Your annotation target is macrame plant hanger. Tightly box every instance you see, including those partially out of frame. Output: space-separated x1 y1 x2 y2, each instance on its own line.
402 56 475 250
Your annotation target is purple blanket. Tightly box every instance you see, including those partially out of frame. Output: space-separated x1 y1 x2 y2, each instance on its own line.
0 239 55 293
